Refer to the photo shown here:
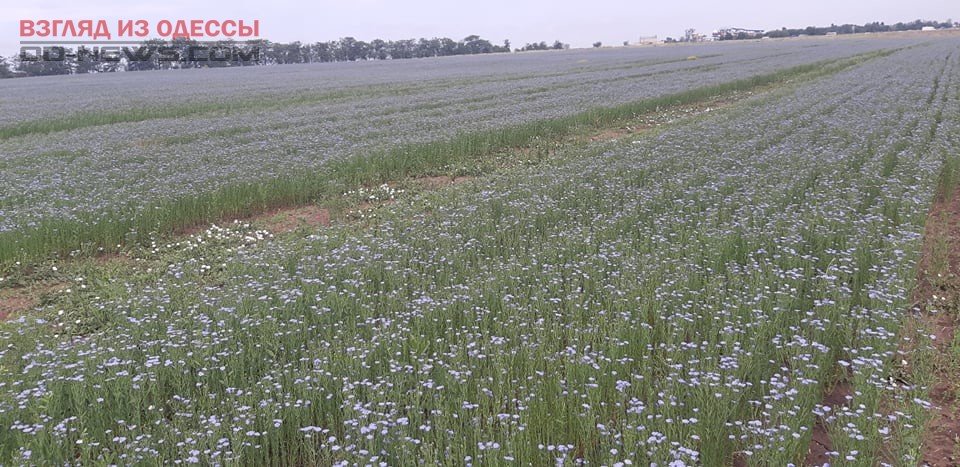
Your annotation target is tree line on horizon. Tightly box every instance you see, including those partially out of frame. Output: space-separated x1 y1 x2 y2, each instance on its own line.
0 35 571 78
722 19 956 40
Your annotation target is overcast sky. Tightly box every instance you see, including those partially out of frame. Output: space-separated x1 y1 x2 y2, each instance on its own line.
1 0 956 56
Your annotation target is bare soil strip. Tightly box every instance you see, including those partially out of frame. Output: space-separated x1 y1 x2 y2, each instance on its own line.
914 183 960 466
241 205 331 234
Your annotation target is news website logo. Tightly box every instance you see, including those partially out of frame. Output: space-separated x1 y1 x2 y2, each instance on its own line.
18 19 263 63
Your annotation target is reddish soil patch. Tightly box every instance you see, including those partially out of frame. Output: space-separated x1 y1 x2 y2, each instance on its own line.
253 205 331 233
915 183 960 467
0 282 69 321
0 293 34 320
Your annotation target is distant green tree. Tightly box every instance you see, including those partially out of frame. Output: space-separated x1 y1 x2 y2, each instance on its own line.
122 38 167 71
336 41 352 61
15 48 73 75
593 41 602 48
0 56 12 78
168 37 201 68
310 41 334 62
437 38 457 56
371 39 390 59
460 35 495 54
517 41 557 52
72 47 102 73
204 39 239 68
391 39 416 59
